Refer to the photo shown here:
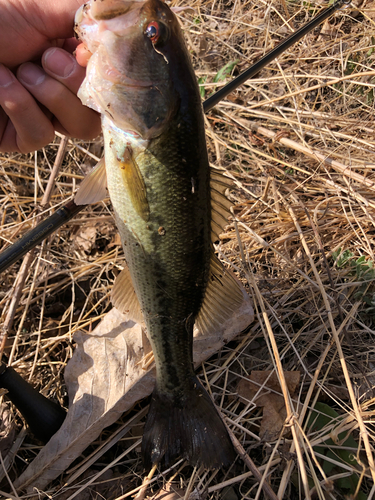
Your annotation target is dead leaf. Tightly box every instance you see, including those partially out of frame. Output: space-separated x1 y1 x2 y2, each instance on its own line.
0 403 16 456
107 232 122 249
75 226 97 253
237 370 300 440
318 19 344 41
16 290 253 492
222 486 238 500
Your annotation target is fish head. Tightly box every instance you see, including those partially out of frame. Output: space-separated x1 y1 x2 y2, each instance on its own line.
75 0 191 139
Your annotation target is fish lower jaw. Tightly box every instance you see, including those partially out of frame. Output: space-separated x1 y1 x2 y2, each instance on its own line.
102 115 148 143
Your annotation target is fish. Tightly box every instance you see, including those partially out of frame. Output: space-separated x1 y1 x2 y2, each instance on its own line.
74 0 244 469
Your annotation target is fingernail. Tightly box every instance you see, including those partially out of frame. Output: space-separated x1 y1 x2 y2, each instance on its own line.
18 63 45 86
43 48 76 78
0 64 14 87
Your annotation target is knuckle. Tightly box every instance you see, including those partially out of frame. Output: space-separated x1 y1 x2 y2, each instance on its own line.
19 127 55 154
0 144 19 153
3 96 31 116
40 87 62 107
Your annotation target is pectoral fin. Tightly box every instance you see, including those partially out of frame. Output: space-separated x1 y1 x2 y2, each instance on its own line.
118 147 150 222
74 158 108 205
111 266 144 324
195 253 244 336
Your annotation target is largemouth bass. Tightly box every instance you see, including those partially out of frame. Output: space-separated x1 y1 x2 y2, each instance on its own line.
75 0 244 469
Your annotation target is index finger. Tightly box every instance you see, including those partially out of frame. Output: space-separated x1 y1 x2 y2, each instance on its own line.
75 43 93 68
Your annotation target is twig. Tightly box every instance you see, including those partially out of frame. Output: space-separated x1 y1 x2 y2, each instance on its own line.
0 452 20 499
227 426 279 500
247 122 375 193
134 464 157 500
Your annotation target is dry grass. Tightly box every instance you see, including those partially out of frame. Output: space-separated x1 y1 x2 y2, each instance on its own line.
1 0 375 498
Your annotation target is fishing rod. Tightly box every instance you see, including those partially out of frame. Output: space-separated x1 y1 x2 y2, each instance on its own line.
0 0 349 276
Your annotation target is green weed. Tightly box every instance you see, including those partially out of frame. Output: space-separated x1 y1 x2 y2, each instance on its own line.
332 248 375 313
198 76 207 98
213 59 240 83
307 402 366 499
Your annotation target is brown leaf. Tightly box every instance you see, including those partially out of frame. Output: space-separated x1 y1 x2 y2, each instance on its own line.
75 226 97 253
15 310 152 492
318 18 343 40
107 232 122 249
16 290 253 491
237 370 300 440
0 403 16 456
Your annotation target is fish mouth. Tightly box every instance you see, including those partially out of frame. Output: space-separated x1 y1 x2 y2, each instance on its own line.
74 4 87 25
75 1 140 24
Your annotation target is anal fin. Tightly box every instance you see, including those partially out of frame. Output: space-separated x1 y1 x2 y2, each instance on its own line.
111 266 144 324
195 253 244 336
75 158 107 206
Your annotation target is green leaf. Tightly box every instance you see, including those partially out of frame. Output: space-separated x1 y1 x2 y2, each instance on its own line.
307 402 361 495
198 76 207 98
213 59 240 83
331 248 342 262
334 248 354 268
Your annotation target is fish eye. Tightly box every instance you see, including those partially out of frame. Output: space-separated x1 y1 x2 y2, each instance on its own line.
145 22 159 42
144 21 168 46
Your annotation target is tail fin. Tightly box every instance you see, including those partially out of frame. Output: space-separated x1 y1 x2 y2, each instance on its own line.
141 376 235 469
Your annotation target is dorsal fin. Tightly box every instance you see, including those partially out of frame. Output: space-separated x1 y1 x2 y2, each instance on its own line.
111 266 144 324
195 252 244 336
75 158 108 205
210 167 233 242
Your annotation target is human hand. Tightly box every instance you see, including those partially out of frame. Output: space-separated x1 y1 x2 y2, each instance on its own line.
0 0 101 153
